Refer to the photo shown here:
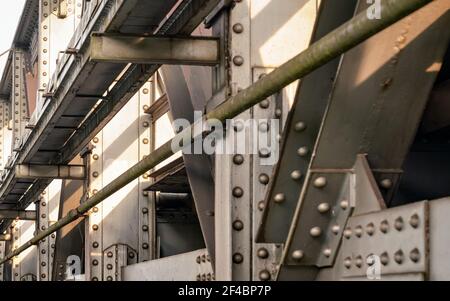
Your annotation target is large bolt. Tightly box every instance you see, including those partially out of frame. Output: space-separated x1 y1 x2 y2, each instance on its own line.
355 225 363 238
323 248 332 257
259 270 271 281
344 257 352 269
258 173 269 185
380 252 389 265
394 217 404 231
366 223 375 236
310 227 322 237
233 220 244 231
409 248 420 263
394 250 404 264
273 193 285 203
294 121 306 132
233 55 244 66
313 177 327 188
297 146 309 157
257 248 269 259
232 253 243 264
232 187 244 198
409 214 420 228
233 154 244 165
380 220 389 233
291 249 304 261
317 203 330 213
232 23 244 34
380 178 393 189
290 170 302 180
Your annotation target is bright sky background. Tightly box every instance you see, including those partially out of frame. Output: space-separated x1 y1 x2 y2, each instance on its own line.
0 1 27 76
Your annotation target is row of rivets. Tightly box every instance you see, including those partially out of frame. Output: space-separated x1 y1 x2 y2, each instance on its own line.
344 248 421 269
344 214 420 239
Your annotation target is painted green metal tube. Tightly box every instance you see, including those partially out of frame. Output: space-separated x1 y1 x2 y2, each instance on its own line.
0 0 432 265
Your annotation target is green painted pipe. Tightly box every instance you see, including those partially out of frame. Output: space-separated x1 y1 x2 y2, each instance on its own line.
0 0 432 265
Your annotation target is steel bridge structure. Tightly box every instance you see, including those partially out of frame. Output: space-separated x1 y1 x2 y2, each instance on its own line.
0 0 449 281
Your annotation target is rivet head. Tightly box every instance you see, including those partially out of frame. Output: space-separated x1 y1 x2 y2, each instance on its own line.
323 248 332 257
259 270 271 281
355 255 363 268
290 170 302 180
310 226 322 237
233 55 244 66
380 220 389 233
92 137 99 143
92 224 99 231
107 251 113 258
92 259 98 266
258 201 265 211
366 222 375 236
196 256 201 264
258 148 271 158
274 109 282 118
380 178 393 189
340 200 349 210
409 214 420 228
142 207 149 214
257 248 269 259
355 225 363 238
232 23 244 33
380 252 389 265
259 99 270 109
344 227 352 239
233 253 243 264
317 202 330 213
233 220 244 231
233 154 244 165
258 173 269 185
232 187 244 198
92 154 99 160
106 276 113 281
273 193 285 203
332 225 340 235
291 250 304 261
409 248 420 263
394 249 404 264
297 146 309 157
344 257 352 269
313 177 327 188
107 264 113 270
142 225 149 231
142 243 149 249
394 217 404 231
92 171 99 178
92 242 99 248
294 121 306 132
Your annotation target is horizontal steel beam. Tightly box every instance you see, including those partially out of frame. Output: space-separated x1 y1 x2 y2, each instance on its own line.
90 34 220 66
0 0 433 266
0 210 36 220
15 164 86 180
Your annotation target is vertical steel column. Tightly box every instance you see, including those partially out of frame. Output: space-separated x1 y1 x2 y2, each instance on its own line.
37 183 60 281
0 241 4 281
215 0 252 281
37 191 50 280
38 0 51 92
138 80 152 262
11 50 28 152
0 101 11 170
86 133 103 281
11 221 20 281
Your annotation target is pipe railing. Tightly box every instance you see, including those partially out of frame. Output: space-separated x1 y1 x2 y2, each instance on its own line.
0 0 432 265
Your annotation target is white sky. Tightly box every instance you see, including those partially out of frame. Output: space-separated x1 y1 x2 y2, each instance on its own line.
0 1 27 76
